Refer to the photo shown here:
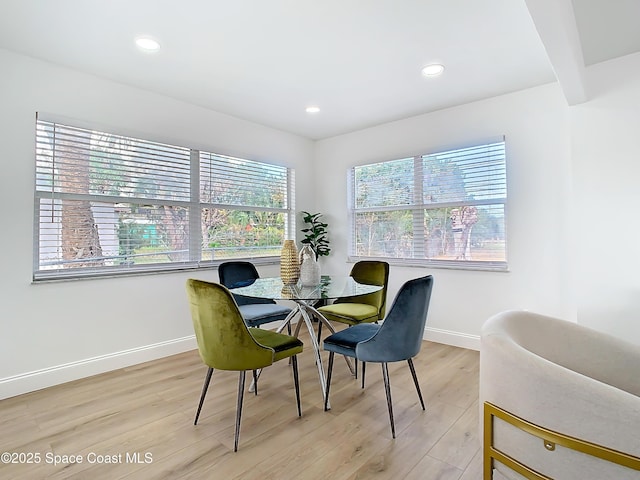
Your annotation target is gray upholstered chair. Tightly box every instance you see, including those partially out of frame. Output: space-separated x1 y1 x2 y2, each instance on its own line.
323 274 434 438
480 310 640 479
218 261 292 329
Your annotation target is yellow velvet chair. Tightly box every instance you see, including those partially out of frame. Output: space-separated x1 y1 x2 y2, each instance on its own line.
316 261 389 343
186 278 303 451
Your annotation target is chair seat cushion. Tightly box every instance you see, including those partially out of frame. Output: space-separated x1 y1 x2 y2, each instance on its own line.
239 304 292 326
250 328 304 361
323 323 380 358
317 303 379 325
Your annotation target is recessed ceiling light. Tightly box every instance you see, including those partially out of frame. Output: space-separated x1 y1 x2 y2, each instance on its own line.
135 36 161 53
421 64 445 77
305 106 320 114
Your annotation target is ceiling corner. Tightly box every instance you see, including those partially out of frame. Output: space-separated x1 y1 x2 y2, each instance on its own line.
524 0 588 105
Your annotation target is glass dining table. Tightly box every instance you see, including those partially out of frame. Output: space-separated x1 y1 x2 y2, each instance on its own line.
232 275 382 408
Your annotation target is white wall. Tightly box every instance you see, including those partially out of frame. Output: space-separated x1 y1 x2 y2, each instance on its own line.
572 52 640 341
314 82 576 348
0 49 314 399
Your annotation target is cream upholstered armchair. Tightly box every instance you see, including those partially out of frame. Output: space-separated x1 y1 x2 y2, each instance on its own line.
480 310 640 480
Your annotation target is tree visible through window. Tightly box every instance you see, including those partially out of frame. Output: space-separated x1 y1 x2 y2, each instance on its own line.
349 140 507 270
34 118 294 280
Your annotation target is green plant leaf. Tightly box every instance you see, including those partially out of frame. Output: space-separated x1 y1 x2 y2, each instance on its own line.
300 211 330 259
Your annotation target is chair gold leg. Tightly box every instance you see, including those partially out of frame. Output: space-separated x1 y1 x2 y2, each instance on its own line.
381 362 395 438
234 371 246 452
407 358 425 410
194 367 213 425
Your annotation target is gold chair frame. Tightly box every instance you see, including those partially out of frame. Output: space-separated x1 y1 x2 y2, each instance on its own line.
483 401 640 480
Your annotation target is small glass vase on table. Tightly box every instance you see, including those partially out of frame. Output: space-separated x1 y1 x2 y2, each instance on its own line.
299 244 321 286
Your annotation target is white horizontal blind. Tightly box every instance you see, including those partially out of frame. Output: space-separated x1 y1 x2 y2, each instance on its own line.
34 118 293 280
349 140 507 270
354 157 414 208
200 153 288 208
422 142 506 205
198 152 291 261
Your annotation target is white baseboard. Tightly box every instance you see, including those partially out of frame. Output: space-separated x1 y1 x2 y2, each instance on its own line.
0 335 198 400
2 327 477 400
423 327 480 351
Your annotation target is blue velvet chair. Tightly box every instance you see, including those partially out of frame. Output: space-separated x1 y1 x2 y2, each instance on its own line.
323 275 434 438
218 261 293 329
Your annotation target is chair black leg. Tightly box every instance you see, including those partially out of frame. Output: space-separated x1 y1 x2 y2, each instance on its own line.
381 362 396 438
234 371 246 452
291 355 301 417
407 358 425 410
252 369 258 396
316 321 322 345
361 361 366 389
324 351 335 411
194 367 213 425
355 358 358 379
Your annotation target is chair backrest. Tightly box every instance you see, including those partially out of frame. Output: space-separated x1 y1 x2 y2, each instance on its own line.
355 275 434 363
337 261 390 320
218 261 274 305
186 279 275 370
218 261 259 287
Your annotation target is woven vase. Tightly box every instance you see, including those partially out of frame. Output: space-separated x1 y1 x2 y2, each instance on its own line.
280 240 299 284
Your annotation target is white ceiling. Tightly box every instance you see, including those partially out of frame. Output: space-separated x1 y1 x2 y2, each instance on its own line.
0 0 638 140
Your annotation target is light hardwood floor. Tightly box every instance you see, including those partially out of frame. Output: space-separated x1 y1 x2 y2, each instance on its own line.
0 327 481 480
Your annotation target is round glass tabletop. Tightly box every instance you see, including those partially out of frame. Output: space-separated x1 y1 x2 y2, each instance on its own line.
230 275 382 301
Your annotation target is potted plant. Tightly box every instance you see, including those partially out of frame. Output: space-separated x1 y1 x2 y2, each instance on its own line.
300 211 330 260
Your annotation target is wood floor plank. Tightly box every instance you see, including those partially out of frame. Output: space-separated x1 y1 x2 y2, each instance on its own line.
404 454 463 480
459 448 483 480
427 400 480 470
345 400 467 480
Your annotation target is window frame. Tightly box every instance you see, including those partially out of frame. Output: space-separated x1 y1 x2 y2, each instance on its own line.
33 116 295 282
348 139 508 271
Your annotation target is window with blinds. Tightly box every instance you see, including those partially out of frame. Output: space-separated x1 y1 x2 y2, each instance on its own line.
349 140 507 270
34 118 294 280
